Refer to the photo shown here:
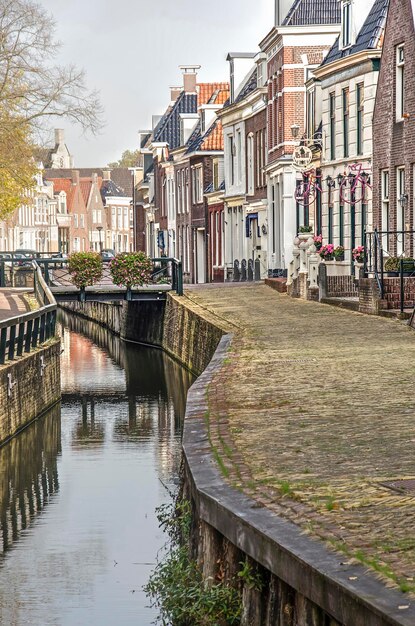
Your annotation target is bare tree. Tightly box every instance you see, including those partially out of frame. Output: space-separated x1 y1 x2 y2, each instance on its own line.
0 0 103 134
0 0 104 217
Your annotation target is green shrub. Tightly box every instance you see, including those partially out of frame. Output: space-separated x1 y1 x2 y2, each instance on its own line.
109 251 153 287
144 500 242 625
68 252 103 288
384 257 415 273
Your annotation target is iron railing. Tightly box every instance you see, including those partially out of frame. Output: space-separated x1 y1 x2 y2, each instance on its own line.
0 255 184 297
365 230 415 313
0 263 57 365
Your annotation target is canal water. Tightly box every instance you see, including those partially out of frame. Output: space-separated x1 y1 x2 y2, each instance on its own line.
0 312 194 625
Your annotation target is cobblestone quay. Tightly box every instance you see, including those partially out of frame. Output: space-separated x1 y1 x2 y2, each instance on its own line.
185 284 415 596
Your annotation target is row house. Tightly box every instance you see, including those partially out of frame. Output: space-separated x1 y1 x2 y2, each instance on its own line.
220 54 268 280
373 0 415 258
260 0 341 275
149 66 228 282
220 53 268 280
46 171 89 253
46 167 133 253
1 171 59 252
312 0 388 277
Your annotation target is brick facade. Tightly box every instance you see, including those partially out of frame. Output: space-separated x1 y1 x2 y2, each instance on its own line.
373 0 415 252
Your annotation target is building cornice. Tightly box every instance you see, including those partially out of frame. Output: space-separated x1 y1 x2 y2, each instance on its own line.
313 49 381 80
217 87 267 126
259 24 340 53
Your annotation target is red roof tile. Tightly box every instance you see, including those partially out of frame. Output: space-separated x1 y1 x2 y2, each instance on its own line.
197 83 230 106
201 121 224 151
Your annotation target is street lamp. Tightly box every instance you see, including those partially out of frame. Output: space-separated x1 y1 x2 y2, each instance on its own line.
291 124 300 139
97 226 103 252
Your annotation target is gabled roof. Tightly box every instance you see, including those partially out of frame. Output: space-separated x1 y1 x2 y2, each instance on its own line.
44 168 133 196
48 178 77 210
282 0 341 26
100 179 128 199
321 0 388 66
234 67 258 104
153 92 197 148
153 83 229 149
186 120 225 154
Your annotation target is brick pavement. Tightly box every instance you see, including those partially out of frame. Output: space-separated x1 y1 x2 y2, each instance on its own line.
0 289 31 322
185 284 415 595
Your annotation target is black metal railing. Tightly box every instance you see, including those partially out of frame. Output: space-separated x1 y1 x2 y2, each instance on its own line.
0 254 184 297
0 263 57 365
365 230 415 313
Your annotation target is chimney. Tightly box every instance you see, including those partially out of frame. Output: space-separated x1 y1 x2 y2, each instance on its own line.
275 0 292 26
103 169 111 181
93 173 98 184
71 170 80 185
170 86 182 103
179 65 201 94
55 129 65 145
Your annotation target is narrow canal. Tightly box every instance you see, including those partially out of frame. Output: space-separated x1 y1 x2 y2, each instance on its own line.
0 312 194 625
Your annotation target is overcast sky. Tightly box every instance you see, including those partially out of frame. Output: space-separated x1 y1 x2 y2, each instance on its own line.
40 0 274 167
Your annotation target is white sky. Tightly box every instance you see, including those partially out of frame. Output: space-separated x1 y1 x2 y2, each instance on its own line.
40 0 274 167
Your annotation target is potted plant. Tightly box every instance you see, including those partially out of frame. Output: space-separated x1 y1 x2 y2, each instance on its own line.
299 225 313 234
319 244 335 261
352 246 365 264
334 246 345 261
110 251 153 298
68 252 103 300
313 234 323 251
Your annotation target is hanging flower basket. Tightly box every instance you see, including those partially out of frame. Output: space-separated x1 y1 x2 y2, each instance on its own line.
68 252 103 288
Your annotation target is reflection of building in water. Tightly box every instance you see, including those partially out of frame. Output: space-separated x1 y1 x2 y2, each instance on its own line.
0 405 61 554
59 311 194 477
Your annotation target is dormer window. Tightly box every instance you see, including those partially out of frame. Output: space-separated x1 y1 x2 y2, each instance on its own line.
341 1 352 49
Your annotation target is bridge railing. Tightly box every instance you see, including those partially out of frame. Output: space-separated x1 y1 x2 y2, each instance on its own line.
0 263 57 365
0 254 184 296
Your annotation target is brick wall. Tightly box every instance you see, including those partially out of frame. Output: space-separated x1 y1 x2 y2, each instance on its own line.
382 277 415 309
0 340 61 446
373 0 415 242
327 276 359 298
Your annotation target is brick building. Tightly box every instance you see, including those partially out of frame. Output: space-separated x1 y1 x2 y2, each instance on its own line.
373 0 415 257
150 66 228 282
314 0 388 272
260 0 341 275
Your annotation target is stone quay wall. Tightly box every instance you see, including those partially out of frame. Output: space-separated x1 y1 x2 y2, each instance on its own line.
62 296 413 626
0 340 61 446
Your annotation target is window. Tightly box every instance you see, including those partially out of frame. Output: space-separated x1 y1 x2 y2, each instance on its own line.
341 1 352 49
247 134 254 195
228 136 234 186
236 130 242 184
329 93 336 161
192 166 203 204
74 214 78 228
338 204 344 247
307 89 316 138
396 45 405 121
397 166 405 233
356 83 364 155
328 184 334 243
381 170 389 248
342 88 349 158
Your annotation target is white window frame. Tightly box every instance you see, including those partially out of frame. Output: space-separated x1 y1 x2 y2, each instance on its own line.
247 133 254 195
396 166 405 255
381 170 389 250
341 1 352 49
396 44 405 121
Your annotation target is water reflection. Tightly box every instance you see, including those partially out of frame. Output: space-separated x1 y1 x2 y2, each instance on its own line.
0 405 61 555
0 311 193 626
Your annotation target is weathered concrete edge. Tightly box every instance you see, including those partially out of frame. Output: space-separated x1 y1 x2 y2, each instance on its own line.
182 333 415 626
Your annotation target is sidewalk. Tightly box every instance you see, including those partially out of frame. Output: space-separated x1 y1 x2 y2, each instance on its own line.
0 289 31 322
185 284 415 594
